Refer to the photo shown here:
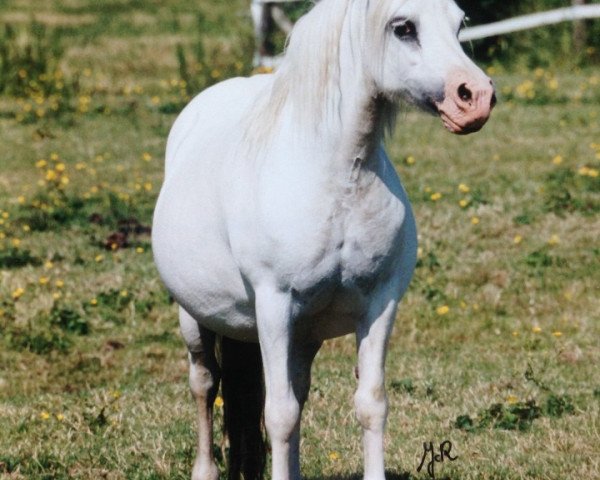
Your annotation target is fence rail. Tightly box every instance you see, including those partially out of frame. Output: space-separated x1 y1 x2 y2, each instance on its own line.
459 4 600 42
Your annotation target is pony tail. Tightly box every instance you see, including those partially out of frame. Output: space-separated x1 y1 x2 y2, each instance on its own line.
221 336 266 480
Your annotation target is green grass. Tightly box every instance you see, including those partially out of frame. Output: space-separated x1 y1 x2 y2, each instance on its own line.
1 1 599 479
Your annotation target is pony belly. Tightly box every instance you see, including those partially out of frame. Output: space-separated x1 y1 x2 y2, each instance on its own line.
153 208 259 341
181 299 259 342
154 249 259 341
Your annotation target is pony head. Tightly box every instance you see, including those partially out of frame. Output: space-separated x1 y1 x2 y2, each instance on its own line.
367 0 496 134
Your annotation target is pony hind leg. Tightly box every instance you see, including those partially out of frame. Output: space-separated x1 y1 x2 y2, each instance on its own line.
180 308 221 480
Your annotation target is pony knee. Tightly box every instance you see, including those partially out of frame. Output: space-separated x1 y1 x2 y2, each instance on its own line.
265 392 300 442
189 356 219 400
354 387 388 431
192 460 219 480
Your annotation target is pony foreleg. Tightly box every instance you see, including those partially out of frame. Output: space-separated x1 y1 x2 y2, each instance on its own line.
255 288 302 480
180 308 221 480
354 295 398 480
289 340 321 476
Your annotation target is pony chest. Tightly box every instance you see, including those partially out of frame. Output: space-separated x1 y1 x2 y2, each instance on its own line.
291 188 407 296
338 191 407 286
287 193 406 321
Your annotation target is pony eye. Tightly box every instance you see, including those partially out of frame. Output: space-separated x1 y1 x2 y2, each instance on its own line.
392 20 417 40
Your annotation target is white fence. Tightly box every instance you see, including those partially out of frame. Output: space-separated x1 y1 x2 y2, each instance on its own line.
460 4 600 42
251 2 600 66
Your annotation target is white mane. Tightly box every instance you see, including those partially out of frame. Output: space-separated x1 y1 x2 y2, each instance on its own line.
251 0 400 140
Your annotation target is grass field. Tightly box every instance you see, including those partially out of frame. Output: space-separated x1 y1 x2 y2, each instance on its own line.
1 1 599 479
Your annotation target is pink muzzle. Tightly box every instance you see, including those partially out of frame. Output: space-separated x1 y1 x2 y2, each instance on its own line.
435 69 496 135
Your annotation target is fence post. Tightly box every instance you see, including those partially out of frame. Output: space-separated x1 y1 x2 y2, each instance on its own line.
572 0 587 53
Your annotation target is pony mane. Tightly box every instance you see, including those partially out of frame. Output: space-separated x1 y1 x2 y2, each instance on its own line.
270 0 352 126
246 0 400 146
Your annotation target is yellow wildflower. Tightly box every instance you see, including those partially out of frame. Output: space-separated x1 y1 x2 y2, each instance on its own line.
405 155 416 165
513 234 523 245
56 413 65 421
532 326 542 334
36 159 47 168
39 411 50 420
12 287 25 300
459 199 469 208
436 305 450 316
470 216 480 225
90 298 98 306
458 183 470 193
552 331 563 338
548 234 560 246
430 192 442 201
142 152 152 162
136 247 144 254
547 78 559 90
39 276 50 285
328 451 340 461
506 395 519 405
95 254 104 263
214 396 224 408
552 155 563 165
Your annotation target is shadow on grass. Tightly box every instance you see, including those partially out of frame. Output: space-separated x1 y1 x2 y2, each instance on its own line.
304 470 459 480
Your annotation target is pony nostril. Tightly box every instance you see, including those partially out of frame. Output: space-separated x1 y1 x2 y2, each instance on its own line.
457 83 472 102
490 92 497 108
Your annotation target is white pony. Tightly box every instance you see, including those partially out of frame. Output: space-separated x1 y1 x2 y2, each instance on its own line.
153 0 495 479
